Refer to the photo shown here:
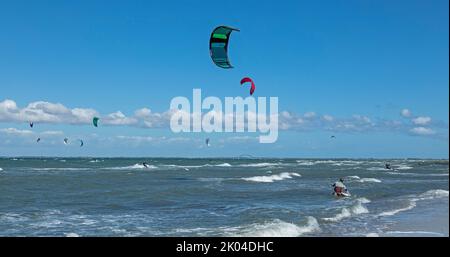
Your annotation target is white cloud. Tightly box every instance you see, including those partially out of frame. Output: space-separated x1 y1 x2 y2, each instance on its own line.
401 109 412 117
322 115 334 122
40 130 64 136
410 127 435 135
412 116 431 125
0 99 447 139
134 108 152 118
0 127 33 136
352 115 371 124
103 111 138 125
304 112 316 118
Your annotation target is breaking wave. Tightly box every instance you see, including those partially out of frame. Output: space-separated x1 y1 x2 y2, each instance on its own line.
346 176 381 183
106 164 158 170
239 162 281 168
227 217 320 237
323 198 371 222
378 189 449 217
241 172 301 183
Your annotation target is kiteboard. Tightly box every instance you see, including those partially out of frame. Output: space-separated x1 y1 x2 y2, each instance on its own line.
333 192 351 197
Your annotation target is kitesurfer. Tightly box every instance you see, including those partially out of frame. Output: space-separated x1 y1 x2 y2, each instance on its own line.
332 178 349 197
142 162 149 168
385 163 392 170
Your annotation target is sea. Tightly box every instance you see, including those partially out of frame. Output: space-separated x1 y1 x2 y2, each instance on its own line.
0 158 448 237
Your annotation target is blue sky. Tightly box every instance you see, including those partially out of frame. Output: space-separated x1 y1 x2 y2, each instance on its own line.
0 0 448 158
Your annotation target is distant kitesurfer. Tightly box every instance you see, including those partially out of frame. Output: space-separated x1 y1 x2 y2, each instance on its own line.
332 178 349 197
142 162 149 168
385 163 392 170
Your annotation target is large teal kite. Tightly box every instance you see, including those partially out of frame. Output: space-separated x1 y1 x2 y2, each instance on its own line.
209 26 240 69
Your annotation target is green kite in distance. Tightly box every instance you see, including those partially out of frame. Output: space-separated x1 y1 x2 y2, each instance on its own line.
93 117 99 127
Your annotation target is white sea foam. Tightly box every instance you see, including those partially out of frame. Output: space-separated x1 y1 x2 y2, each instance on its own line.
346 176 381 183
107 163 158 170
415 189 449 201
65 232 80 237
0 167 3 171
89 159 103 163
198 177 226 182
239 162 281 168
387 172 449 177
229 217 320 237
313 160 338 164
323 198 371 222
378 202 417 217
366 233 379 237
296 161 315 166
367 167 388 171
214 163 232 167
378 189 448 217
162 164 204 169
385 231 444 236
29 167 91 171
242 172 301 183
359 178 381 183
395 165 413 170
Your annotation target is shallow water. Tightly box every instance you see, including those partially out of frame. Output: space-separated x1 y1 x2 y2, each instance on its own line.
0 158 448 236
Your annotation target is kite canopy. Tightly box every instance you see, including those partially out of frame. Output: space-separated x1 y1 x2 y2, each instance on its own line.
36 138 41 143
209 26 239 69
63 138 69 145
78 139 84 147
240 77 256 95
93 117 99 127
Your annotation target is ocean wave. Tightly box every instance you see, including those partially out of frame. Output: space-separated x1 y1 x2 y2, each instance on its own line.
359 178 381 183
366 233 379 237
65 233 80 237
89 159 103 163
197 177 227 182
323 198 371 222
296 161 315 166
367 167 388 171
378 202 417 217
415 189 449 201
385 231 444 236
346 176 381 183
394 165 413 170
29 167 92 171
0 167 3 171
228 217 320 237
239 162 282 168
105 163 158 170
387 172 449 177
241 172 301 183
378 189 448 217
162 164 204 169
313 160 338 164
213 163 232 167
161 163 232 169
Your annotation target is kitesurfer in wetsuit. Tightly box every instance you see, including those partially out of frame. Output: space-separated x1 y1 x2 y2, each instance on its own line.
385 163 392 170
332 178 348 196
142 162 149 168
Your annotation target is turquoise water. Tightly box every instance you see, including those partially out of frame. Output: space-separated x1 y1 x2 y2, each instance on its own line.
0 158 448 236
